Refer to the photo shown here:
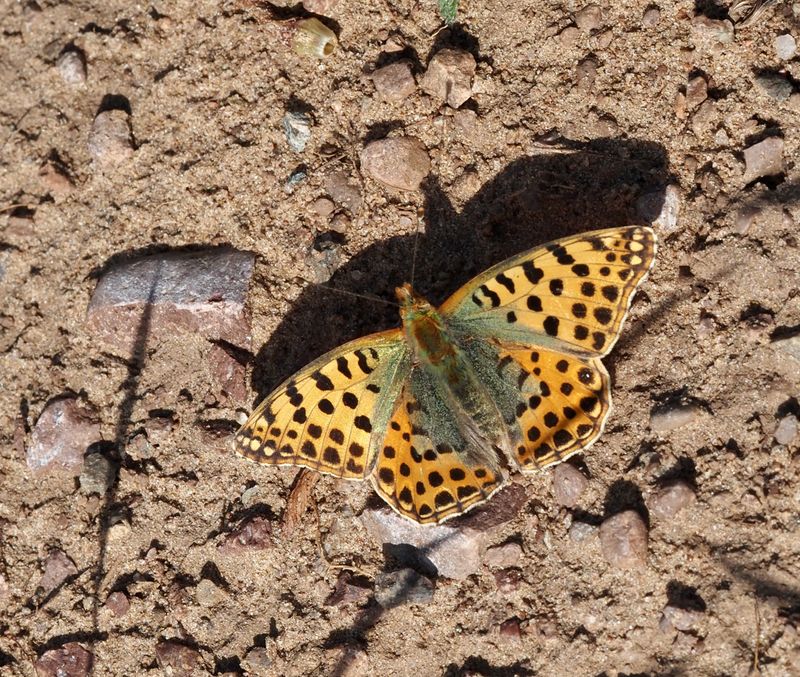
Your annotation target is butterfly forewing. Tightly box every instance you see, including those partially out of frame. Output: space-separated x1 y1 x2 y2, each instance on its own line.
234 331 409 479
439 226 656 357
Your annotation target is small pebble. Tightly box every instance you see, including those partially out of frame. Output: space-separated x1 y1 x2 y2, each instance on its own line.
329 213 349 234
374 568 434 607
282 111 312 153
649 403 701 433
39 549 78 595
324 170 362 213
574 4 603 31
88 110 134 168
284 168 307 193
743 137 784 184
420 48 476 108
301 0 338 16
39 161 74 200
155 641 203 675
690 16 734 44
195 578 225 607
661 604 705 632
494 568 522 593
649 481 696 520
691 99 716 137
734 207 760 235
372 61 416 102
599 510 648 569
685 75 708 110
637 184 681 235
774 414 798 445
27 398 101 476
484 541 523 568
642 7 661 28
576 57 597 92
336 649 369 677
310 196 335 217
218 516 273 553
559 26 580 46
551 463 588 507
360 136 430 191
324 571 372 606
105 591 130 617
774 33 797 61
35 643 93 677
569 520 598 542
243 646 273 670
754 73 793 102
79 452 114 495
498 617 523 641
56 48 87 87
772 333 800 361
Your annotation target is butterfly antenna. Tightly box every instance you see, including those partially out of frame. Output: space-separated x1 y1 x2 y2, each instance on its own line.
409 221 422 288
318 284 398 307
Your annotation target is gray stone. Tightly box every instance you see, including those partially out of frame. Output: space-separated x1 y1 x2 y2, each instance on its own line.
87 249 255 356
754 73 793 102
569 520 598 542
420 49 475 108
599 510 648 569
360 137 430 191
552 463 588 507
743 137 784 184
649 403 701 433
282 111 312 152
56 48 86 87
27 397 101 476
691 16 734 44
649 481 696 520
774 415 798 445
195 578 225 607
772 333 800 361
88 110 134 168
39 549 78 595
774 33 797 61
324 170 362 213
484 541 523 568
661 604 705 631
575 4 603 31
79 452 114 494
374 568 434 607
35 643 93 677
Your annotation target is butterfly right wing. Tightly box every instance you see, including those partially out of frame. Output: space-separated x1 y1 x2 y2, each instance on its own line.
370 376 506 524
234 330 409 480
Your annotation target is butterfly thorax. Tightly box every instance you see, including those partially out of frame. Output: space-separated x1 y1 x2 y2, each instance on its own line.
396 283 511 470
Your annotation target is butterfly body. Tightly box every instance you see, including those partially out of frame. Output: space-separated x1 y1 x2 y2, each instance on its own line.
235 226 657 524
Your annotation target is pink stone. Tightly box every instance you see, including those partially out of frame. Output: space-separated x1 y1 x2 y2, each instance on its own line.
27 398 101 476
35 643 92 677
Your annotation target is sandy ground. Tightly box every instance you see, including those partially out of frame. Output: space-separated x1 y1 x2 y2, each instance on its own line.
1 0 799 675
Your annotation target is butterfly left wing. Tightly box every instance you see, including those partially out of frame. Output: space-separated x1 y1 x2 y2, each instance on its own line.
439 226 656 357
234 330 409 480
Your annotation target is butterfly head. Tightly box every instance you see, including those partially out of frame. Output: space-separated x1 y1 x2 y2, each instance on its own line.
396 283 435 321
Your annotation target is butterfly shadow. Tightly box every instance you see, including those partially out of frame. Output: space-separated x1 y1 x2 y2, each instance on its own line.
250 136 674 399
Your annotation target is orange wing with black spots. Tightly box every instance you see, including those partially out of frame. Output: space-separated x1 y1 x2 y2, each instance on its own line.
440 226 656 357
234 331 409 480
370 384 506 524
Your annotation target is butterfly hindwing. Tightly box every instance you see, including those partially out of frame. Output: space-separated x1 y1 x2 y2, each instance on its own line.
371 382 506 524
234 331 409 480
440 226 656 357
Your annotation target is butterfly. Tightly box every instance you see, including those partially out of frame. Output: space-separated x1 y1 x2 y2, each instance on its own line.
234 226 656 524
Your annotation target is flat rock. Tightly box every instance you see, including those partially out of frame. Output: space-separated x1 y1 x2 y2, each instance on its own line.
155 641 204 676
324 571 372 606
360 137 430 191
691 16 734 44
420 48 475 108
39 549 78 595
324 170 362 213
551 463 588 507
774 414 798 445
27 397 101 476
360 484 527 579
87 249 255 356
649 481 696 520
574 4 603 31
374 568 434 607
484 541 523 568
661 604 705 632
105 590 130 617
56 48 87 87
743 137 784 184
35 643 93 677
599 510 648 569
372 61 416 102
79 452 115 494
774 33 797 61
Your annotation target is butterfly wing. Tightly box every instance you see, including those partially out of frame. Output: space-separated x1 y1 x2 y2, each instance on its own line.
439 226 656 357
234 330 409 480
370 377 506 524
439 226 656 472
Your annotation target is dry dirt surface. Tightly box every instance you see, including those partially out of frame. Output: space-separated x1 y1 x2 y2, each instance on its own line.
1 0 799 676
